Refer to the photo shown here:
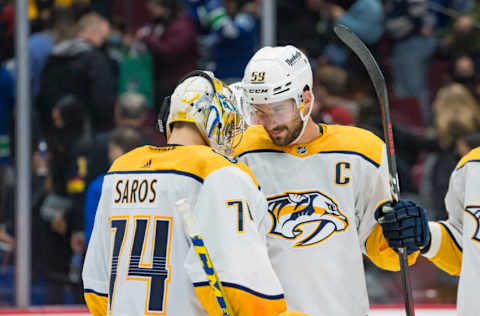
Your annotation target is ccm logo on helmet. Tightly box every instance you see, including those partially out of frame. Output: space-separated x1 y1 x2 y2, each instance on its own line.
285 51 302 66
248 88 268 94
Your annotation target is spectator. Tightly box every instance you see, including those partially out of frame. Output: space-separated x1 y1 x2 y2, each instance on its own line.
449 55 480 99
311 64 357 125
325 0 384 45
116 20 155 110
438 14 480 65
29 0 55 33
7 6 77 98
39 94 87 304
0 139 50 281
433 83 480 149
277 0 331 60
82 92 155 186
60 92 155 266
425 83 480 218
36 12 116 135
137 0 198 110
429 0 473 30
385 0 437 123
112 0 149 32
213 0 258 82
84 127 143 244
30 7 76 96
188 0 258 83
302 0 383 79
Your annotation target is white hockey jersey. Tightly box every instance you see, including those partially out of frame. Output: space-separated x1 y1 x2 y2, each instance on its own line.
82 145 287 316
234 124 418 316
422 147 480 316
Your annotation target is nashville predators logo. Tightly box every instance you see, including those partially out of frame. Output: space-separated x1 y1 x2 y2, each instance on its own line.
465 206 480 243
267 191 349 247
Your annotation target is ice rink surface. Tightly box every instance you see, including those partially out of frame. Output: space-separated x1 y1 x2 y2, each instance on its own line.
0 305 457 315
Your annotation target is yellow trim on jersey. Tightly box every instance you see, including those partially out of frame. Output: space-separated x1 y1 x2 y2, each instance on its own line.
456 146 480 169
84 292 108 316
427 223 462 276
108 145 259 188
234 125 384 165
365 224 420 271
194 285 287 316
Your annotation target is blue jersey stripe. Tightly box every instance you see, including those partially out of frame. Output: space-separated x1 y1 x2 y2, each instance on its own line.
193 281 284 300
106 169 204 183
237 149 284 158
238 149 380 168
84 289 108 297
317 150 380 168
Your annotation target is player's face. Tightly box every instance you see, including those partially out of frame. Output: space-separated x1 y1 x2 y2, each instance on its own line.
252 99 303 146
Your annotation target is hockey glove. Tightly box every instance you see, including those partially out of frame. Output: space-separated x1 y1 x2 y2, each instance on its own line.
375 200 430 255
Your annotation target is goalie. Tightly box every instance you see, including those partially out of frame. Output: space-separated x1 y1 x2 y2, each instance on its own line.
82 71 301 315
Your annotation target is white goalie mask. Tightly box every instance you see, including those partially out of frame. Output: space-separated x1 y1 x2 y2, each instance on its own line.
241 46 314 142
165 71 244 155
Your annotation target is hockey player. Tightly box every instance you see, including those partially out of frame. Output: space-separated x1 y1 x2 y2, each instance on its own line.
82 71 294 315
234 45 429 315
406 146 479 316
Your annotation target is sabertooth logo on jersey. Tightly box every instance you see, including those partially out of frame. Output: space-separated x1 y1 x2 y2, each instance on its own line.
267 191 349 247
465 206 480 242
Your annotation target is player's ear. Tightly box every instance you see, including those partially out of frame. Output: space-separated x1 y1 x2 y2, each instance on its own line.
303 89 313 115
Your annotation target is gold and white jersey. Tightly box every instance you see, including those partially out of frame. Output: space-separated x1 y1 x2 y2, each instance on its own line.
422 147 480 316
234 124 402 316
82 145 287 316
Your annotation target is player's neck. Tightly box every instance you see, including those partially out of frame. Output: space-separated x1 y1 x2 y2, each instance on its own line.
295 118 322 144
168 124 208 146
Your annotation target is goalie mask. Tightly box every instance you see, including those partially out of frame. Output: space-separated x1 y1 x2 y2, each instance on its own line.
242 45 314 144
160 70 244 155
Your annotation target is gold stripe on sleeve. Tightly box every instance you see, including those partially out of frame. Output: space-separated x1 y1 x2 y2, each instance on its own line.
366 224 420 271
84 291 108 316
427 223 462 276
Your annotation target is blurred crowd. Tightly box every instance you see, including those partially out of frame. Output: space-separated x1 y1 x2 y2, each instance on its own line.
1 0 480 307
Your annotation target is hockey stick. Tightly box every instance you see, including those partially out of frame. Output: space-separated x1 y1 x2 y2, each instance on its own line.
175 199 235 316
334 24 415 316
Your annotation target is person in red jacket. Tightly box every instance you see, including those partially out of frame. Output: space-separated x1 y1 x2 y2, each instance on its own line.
137 0 199 111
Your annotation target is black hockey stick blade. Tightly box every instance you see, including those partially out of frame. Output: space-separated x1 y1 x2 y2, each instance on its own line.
333 24 400 201
334 24 415 316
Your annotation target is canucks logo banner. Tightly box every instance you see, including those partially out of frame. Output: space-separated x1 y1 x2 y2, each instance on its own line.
267 191 349 247
465 206 480 242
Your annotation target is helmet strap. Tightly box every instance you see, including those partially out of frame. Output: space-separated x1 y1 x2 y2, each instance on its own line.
289 94 314 145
